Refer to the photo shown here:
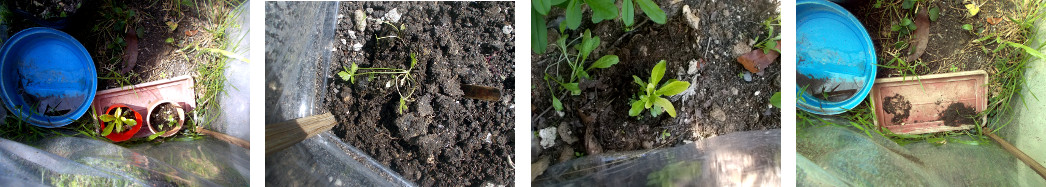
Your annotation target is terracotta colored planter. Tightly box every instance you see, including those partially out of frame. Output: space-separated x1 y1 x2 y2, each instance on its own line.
870 70 988 134
100 103 143 142
89 75 196 139
145 100 185 138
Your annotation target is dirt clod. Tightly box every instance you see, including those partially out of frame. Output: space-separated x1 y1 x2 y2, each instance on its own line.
883 94 913 124
939 102 976 127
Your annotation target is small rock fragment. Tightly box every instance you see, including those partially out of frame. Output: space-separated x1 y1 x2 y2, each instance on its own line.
539 127 557 149
558 123 578 144
711 108 727 122
687 59 700 74
385 8 402 23
503 25 514 34
743 71 752 82
683 5 701 31
354 10 367 32
732 42 751 57
352 43 363 51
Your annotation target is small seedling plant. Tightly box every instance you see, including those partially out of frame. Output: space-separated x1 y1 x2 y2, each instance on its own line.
542 29 619 111
629 60 691 118
147 115 178 140
338 53 420 114
754 15 781 54
532 0 667 53
100 107 137 136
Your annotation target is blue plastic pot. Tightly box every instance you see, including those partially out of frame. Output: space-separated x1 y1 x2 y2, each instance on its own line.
0 27 97 127
796 0 877 115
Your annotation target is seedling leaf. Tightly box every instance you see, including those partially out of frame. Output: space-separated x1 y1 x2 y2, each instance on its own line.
634 0 666 24
588 55 619 70
560 82 581 95
633 75 646 86
584 0 618 23
929 7 940 21
770 92 781 108
650 60 667 86
962 24 973 31
338 71 351 81
533 0 551 15
629 100 644 116
654 97 676 117
655 81 690 96
552 96 564 111
622 0 635 27
580 30 600 60
565 0 583 29
532 10 548 53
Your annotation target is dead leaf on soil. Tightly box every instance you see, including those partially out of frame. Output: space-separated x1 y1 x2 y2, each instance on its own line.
736 41 780 74
576 109 595 125
986 17 1004 25
121 30 139 74
185 30 198 36
585 125 603 155
907 10 930 63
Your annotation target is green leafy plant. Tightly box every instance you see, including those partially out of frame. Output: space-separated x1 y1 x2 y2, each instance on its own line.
532 0 666 53
100 107 137 136
770 92 781 108
629 60 691 118
542 29 619 111
376 21 406 41
338 53 419 114
754 15 781 54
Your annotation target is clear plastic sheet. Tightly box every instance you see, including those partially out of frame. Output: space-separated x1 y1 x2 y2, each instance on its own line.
211 3 250 140
264 1 414 186
535 129 781 186
797 118 1046 186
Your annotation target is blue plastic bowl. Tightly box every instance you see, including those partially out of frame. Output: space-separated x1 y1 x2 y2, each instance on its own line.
796 0 877 115
0 27 97 127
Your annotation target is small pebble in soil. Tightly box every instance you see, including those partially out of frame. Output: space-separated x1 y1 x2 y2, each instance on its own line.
347 30 356 39
743 71 752 82
354 9 367 32
755 91 761 96
485 132 492 144
711 107 727 122
502 25 513 34
340 38 346 45
731 87 739 95
385 8 402 23
688 59 699 74
352 43 363 51
539 127 557 149
558 123 578 144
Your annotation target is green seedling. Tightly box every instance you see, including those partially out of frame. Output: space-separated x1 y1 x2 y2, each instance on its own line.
338 53 419 114
543 29 619 111
100 107 137 136
629 60 691 118
753 15 781 54
376 21 406 41
532 0 666 53
770 92 781 108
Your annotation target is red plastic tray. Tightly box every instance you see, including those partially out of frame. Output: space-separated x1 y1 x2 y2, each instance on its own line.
869 71 987 134
92 75 196 138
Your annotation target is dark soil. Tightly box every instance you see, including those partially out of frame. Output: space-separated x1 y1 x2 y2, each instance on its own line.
845 0 1018 78
883 93 912 124
9 0 83 21
325 2 514 186
939 102 976 127
531 0 781 172
149 103 179 132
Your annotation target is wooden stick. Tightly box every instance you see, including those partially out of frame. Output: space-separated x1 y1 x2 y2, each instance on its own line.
266 113 338 155
197 128 250 150
985 130 1046 180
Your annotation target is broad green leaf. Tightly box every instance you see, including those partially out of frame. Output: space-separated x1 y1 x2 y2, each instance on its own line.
101 123 114 136
115 121 123 133
629 100 644 116
770 92 782 108
901 17 912 26
533 0 551 15
410 53 418 68
578 69 590 79
115 107 123 116
565 0 582 30
124 118 137 126
532 10 548 54
632 75 646 86
560 82 581 95
650 60 667 86
350 62 360 83
551 0 568 6
654 97 677 117
338 71 351 81
656 81 691 96
644 95 654 108
622 0 635 27
634 0 666 24
962 24 973 31
584 0 618 23
580 30 600 60
650 103 662 117
1006 41 1046 60
929 7 941 21
890 24 902 31
588 55 619 70
552 96 563 111
100 115 117 122
902 0 914 9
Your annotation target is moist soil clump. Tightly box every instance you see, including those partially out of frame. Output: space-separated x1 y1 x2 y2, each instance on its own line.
939 102 976 127
149 103 179 132
882 94 912 124
531 0 781 173
325 2 515 186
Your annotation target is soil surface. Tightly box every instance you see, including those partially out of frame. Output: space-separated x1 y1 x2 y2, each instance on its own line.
149 103 179 132
325 2 515 186
846 1 1019 79
939 102 976 127
883 93 912 124
531 0 781 173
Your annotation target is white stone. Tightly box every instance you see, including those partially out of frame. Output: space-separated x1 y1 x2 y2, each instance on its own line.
503 25 514 34
539 127 557 149
352 43 363 51
385 8 402 23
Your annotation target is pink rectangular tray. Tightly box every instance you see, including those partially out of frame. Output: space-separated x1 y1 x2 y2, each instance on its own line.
869 71 987 134
92 75 196 138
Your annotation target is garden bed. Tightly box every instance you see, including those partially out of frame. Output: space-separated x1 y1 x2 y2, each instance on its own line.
531 0 781 172
324 2 515 186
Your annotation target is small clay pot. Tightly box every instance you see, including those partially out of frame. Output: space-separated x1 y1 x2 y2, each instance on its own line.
145 100 185 138
100 103 143 142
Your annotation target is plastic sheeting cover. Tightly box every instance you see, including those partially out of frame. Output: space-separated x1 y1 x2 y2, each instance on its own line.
797 118 1046 186
264 2 414 186
535 129 781 186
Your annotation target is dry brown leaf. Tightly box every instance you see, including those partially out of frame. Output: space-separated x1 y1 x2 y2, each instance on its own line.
184 30 198 36
907 10 930 62
736 41 780 74
986 17 1004 25
121 30 139 74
